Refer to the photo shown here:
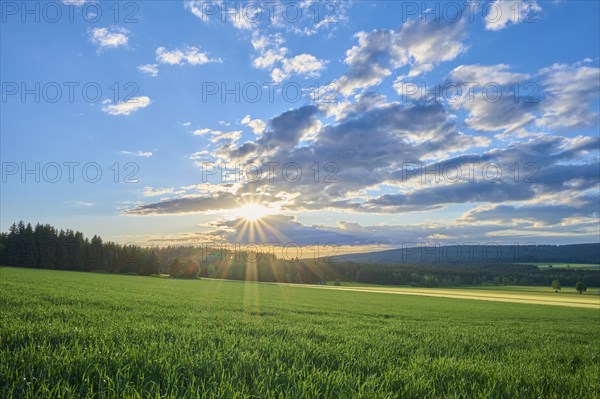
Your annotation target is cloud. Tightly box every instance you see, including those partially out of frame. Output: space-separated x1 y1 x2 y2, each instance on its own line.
224 105 320 159
132 98 491 216
241 115 266 134
141 187 182 197
445 61 600 135
462 195 600 227
102 96 151 116
132 212 599 247
536 61 600 130
125 72 598 243
367 182 536 210
90 27 129 50
138 64 159 77
120 150 153 157
125 192 242 215
193 128 243 144
337 18 467 95
184 0 348 36
485 0 541 31
447 64 538 133
273 53 326 82
184 0 257 30
62 0 87 5
156 46 221 66
188 150 210 160
251 32 326 82
206 214 360 246
67 200 95 207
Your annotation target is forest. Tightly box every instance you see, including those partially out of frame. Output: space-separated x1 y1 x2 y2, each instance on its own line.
1 222 598 287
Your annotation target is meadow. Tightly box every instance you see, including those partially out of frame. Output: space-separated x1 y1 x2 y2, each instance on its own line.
1 267 599 398
283 283 600 309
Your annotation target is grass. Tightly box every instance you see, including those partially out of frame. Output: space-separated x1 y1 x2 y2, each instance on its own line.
1 266 599 398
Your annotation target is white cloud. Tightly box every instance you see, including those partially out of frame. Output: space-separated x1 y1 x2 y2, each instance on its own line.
184 0 257 30
90 27 129 50
194 128 243 143
251 32 326 82
337 19 467 95
68 200 95 207
447 64 537 133
536 61 600 130
252 33 287 68
449 64 530 85
188 150 210 160
62 0 87 5
138 64 159 77
254 48 287 69
485 0 541 31
241 115 266 134
102 96 151 116
142 187 176 197
446 61 600 134
156 46 221 66
184 0 344 35
230 5 257 30
277 53 326 81
120 150 154 157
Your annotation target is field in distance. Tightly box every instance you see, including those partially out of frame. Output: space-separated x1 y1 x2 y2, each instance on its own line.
294 282 600 309
1 267 599 398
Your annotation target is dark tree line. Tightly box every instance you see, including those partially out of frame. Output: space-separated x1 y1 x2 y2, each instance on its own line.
0 221 160 275
326 261 600 288
2 222 598 287
153 246 600 287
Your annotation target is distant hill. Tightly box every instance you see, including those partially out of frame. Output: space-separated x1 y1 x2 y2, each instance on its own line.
333 244 600 265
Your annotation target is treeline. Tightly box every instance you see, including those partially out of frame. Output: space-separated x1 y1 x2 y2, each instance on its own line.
1 222 598 287
154 246 600 287
154 246 331 282
328 262 600 288
0 221 160 275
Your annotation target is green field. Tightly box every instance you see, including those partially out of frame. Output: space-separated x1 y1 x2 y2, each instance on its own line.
1 267 599 398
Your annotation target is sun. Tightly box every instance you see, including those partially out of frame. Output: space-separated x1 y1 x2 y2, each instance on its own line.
235 204 271 221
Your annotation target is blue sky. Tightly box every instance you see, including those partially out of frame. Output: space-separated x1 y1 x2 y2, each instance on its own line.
1 0 599 254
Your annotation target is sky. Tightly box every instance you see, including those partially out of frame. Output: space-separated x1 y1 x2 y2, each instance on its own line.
1 0 599 256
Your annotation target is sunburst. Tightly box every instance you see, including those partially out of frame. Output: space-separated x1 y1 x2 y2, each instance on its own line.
235 204 272 222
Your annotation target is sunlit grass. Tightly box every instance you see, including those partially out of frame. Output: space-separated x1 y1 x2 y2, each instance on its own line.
1 267 599 398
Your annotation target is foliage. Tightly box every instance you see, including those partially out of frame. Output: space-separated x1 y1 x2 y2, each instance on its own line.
167 257 200 279
551 280 561 292
576 281 587 294
0 221 159 275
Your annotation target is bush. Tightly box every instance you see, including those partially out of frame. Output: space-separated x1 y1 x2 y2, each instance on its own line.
168 257 200 279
